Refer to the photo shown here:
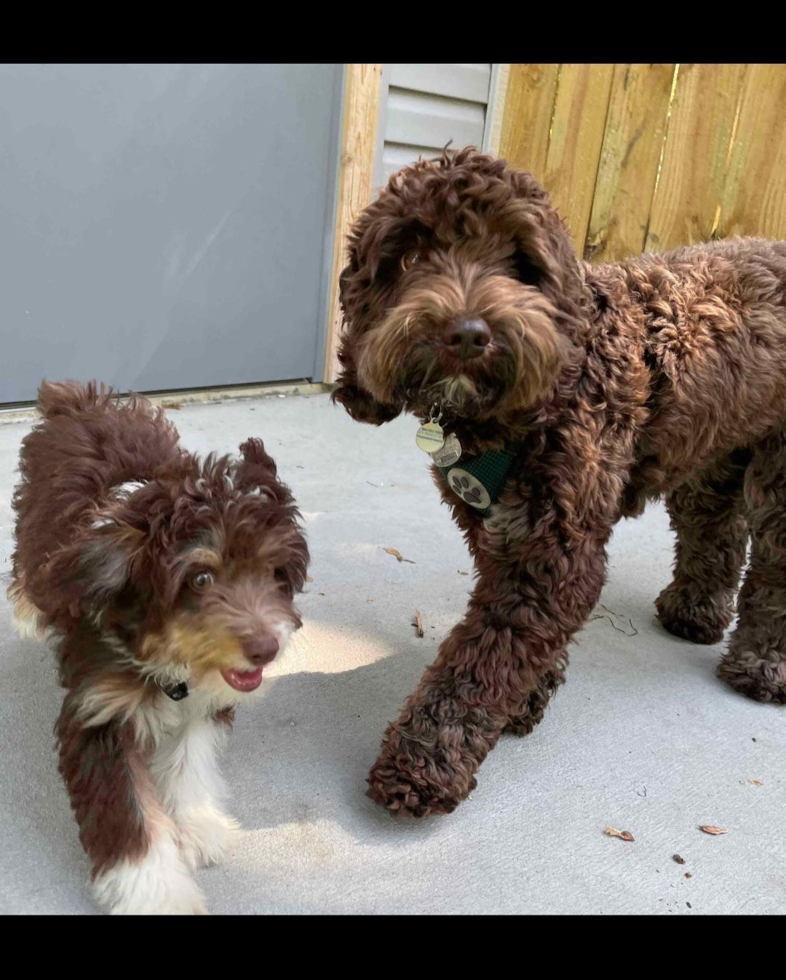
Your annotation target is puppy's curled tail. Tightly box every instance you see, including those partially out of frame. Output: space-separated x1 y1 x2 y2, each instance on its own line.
37 380 114 419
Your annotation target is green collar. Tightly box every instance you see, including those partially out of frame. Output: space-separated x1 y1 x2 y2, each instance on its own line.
439 446 520 515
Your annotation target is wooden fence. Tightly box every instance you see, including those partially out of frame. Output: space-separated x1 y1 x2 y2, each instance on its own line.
499 64 786 263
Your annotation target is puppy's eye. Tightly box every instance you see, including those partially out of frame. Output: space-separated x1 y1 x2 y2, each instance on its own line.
189 570 214 593
400 249 423 271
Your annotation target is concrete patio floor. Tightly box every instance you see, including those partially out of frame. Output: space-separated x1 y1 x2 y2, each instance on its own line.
0 390 783 915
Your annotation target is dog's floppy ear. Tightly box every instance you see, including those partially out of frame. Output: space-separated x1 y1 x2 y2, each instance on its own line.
505 167 583 303
331 368 401 426
232 438 293 505
44 521 143 618
236 437 277 480
331 264 401 425
233 438 309 596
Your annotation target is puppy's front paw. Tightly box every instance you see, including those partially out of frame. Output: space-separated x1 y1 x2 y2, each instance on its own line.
94 837 207 915
368 727 477 818
177 805 241 870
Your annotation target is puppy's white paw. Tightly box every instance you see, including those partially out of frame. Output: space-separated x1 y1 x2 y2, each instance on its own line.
177 804 241 870
94 836 208 915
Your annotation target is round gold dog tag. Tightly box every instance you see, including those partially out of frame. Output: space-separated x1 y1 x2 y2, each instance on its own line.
415 422 445 454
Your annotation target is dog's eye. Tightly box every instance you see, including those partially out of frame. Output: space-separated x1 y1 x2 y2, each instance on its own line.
400 249 423 271
189 570 214 593
274 566 295 593
512 250 542 287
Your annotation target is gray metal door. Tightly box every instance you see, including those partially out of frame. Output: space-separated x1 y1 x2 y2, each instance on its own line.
0 64 342 403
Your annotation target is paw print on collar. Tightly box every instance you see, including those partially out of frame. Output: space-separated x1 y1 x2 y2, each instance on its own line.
447 467 491 510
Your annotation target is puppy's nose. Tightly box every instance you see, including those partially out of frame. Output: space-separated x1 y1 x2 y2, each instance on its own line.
241 634 280 666
442 318 491 360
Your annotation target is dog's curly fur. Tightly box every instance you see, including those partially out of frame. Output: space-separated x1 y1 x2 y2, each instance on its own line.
10 381 308 912
334 147 786 819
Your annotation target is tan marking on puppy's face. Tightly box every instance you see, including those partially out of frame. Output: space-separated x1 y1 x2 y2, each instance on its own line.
78 447 309 698
138 544 300 693
140 620 246 682
177 547 223 574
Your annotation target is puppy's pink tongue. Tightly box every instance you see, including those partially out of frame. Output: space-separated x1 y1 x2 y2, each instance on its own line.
221 667 263 692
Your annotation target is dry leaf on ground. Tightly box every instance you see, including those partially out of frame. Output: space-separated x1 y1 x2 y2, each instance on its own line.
748 779 763 786
305 576 313 583
685 872 693 878
413 610 424 638
699 825 728 835
384 547 415 564
605 826 635 841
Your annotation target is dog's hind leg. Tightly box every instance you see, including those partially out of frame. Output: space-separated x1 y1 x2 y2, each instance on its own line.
57 693 207 915
718 433 786 703
656 450 749 645
149 713 240 871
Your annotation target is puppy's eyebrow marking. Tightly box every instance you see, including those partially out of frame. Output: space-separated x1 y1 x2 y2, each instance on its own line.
178 548 223 570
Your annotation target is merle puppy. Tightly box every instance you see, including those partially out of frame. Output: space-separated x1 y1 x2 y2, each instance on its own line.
333 146 786 818
10 381 308 913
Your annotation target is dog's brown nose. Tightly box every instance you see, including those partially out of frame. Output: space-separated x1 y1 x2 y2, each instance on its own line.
242 634 280 666
442 318 491 360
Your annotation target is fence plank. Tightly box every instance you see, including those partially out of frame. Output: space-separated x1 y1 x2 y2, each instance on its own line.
720 64 786 240
498 64 560 177
645 63 746 253
584 64 675 263
543 64 614 258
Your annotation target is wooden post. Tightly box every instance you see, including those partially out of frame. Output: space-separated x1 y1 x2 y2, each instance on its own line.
322 64 383 384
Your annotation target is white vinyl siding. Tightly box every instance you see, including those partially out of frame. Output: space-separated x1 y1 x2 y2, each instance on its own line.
375 64 493 190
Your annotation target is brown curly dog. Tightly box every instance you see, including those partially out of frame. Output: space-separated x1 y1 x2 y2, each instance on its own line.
333 146 786 819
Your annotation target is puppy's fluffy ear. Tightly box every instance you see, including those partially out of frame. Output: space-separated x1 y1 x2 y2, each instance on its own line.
233 438 291 504
237 438 277 479
45 522 143 618
234 439 310 596
331 264 401 425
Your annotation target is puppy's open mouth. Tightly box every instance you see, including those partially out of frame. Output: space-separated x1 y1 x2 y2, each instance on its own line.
220 666 264 692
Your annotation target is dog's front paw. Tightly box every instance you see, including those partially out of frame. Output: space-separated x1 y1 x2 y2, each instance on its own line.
656 584 731 645
367 726 477 818
177 805 241 870
94 837 208 915
717 649 786 704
